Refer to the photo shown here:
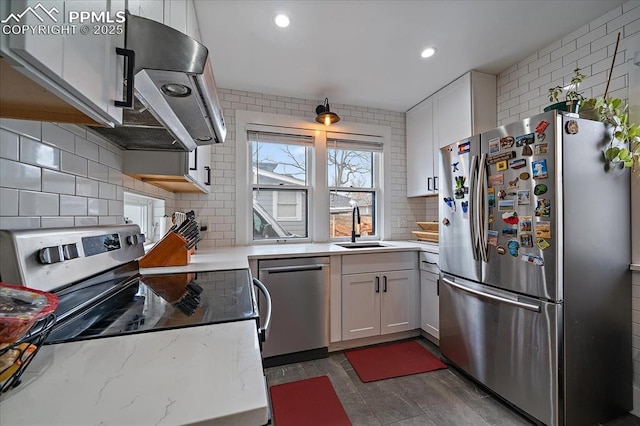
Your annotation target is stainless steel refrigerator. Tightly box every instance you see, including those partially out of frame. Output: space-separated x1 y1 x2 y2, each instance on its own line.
438 111 632 425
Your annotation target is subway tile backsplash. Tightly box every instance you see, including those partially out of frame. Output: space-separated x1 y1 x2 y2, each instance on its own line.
0 120 176 230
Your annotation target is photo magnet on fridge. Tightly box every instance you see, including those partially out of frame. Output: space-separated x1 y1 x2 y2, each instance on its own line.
534 198 551 217
520 234 533 247
515 133 535 147
496 160 508 171
532 159 548 179
509 158 527 169
500 136 515 149
535 222 551 238
517 190 531 205
498 199 515 211
489 138 500 154
519 216 532 232
502 227 518 236
488 188 495 208
534 143 549 155
488 230 498 246
521 253 544 266
488 174 504 187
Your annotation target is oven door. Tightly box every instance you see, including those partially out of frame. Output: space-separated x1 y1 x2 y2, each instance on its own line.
439 274 561 426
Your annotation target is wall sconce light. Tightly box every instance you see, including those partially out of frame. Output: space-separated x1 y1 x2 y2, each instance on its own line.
315 98 340 126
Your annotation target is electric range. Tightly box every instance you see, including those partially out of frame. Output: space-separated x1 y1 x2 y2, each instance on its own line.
0 225 270 346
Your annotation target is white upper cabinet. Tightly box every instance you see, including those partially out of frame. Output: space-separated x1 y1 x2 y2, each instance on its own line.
0 0 124 126
128 0 165 23
129 0 199 40
406 70 496 197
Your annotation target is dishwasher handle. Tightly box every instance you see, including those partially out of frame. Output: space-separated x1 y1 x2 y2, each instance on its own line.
253 278 272 343
259 264 327 274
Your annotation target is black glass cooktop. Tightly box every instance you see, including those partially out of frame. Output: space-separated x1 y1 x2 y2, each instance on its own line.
47 267 257 344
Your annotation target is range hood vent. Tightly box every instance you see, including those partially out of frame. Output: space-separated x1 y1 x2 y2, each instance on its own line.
90 12 226 152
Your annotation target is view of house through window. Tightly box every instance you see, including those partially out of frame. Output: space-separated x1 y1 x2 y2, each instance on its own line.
328 139 379 238
123 192 164 241
250 132 311 240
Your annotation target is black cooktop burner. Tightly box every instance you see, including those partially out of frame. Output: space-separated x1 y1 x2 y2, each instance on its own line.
46 267 257 344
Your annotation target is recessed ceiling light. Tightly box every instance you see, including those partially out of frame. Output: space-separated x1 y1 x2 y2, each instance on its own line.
421 47 437 58
274 13 291 28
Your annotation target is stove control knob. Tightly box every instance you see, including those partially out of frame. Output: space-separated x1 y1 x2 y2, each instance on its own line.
38 246 64 264
62 243 79 260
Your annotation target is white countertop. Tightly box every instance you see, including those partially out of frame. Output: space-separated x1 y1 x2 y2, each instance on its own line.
0 321 268 426
140 240 438 275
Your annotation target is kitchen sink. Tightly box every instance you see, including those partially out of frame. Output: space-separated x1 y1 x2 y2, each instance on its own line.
335 242 387 249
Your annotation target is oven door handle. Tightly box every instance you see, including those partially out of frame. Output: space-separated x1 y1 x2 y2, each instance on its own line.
253 278 272 343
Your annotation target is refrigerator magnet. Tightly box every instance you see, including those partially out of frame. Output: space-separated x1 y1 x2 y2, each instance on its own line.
488 230 498 246
535 120 549 134
521 253 544 266
502 227 518 236
535 222 551 238
498 199 514 211
489 213 494 224
519 172 530 181
496 245 506 255
515 133 535 147
507 177 520 189
496 160 508 171
534 199 551 217
462 201 469 214
489 138 500 154
565 120 579 134
534 183 548 195
507 240 520 257
488 189 495 208
488 174 504 187
536 132 546 142
500 136 515 149
451 162 460 172
532 159 548 179
502 211 518 225
509 158 527 169
520 234 533 248
521 145 533 157
487 151 515 165
458 141 470 155
497 189 507 200
517 190 531 205
536 238 551 250
534 143 549 155
444 197 456 212
519 216 532 232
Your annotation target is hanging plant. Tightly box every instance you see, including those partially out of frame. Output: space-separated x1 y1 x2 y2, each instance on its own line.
582 97 640 173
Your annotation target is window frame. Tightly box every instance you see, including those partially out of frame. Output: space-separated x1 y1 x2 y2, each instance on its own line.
235 111 392 245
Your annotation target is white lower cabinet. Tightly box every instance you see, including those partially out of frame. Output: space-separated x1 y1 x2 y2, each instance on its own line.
341 252 419 341
419 251 440 340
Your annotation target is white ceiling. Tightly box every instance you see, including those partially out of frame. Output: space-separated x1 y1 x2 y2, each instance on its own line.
195 1 625 112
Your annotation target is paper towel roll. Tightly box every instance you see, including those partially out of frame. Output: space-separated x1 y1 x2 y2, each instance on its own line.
159 216 172 239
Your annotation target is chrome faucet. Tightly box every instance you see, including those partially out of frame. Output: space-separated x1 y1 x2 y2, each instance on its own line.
351 205 361 243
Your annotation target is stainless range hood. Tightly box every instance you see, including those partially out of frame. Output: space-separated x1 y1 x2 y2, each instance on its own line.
90 12 226 151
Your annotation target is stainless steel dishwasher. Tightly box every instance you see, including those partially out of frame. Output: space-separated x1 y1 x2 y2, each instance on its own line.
258 256 330 366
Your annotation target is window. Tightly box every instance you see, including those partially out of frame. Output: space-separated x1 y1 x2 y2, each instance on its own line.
250 131 312 241
327 139 381 239
123 192 164 242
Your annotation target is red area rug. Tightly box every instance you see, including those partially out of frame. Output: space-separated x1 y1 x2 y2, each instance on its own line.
269 375 351 426
345 340 447 383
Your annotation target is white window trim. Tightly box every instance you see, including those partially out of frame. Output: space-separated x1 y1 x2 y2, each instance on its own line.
272 191 303 221
235 110 392 245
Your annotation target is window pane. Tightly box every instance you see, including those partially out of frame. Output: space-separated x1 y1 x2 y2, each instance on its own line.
328 149 373 188
253 189 307 240
253 141 307 186
329 191 375 238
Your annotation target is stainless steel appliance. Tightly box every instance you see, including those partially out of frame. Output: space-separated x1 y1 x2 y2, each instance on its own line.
0 225 270 347
258 257 330 366
438 111 632 425
89 12 226 152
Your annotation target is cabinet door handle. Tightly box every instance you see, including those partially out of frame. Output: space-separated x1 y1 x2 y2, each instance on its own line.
434 176 439 191
114 47 135 108
190 148 198 171
437 278 440 296
383 275 388 293
427 177 432 191
204 166 211 186
375 276 380 293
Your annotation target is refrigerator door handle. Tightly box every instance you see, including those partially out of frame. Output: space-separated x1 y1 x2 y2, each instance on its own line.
476 153 489 262
442 277 540 312
469 154 479 261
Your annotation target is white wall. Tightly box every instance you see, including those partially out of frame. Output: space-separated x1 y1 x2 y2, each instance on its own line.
496 0 640 415
173 90 428 246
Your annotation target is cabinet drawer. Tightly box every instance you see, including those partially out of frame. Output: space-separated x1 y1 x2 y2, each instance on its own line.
342 251 416 274
419 251 439 273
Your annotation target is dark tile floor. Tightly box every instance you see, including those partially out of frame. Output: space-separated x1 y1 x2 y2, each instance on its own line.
264 338 640 426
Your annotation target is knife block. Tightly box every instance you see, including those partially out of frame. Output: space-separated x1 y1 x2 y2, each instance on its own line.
139 232 195 268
